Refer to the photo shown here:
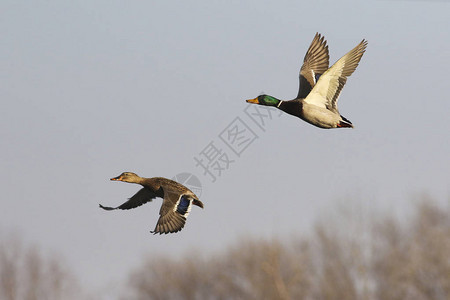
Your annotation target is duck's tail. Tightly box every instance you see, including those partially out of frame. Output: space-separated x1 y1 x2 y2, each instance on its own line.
337 116 353 128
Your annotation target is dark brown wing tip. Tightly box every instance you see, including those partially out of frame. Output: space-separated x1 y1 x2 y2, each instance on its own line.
150 228 160 235
150 229 181 235
308 32 327 50
99 204 115 210
359 39 368 51
150 230 162 235
313 32 322 38
151 216 186 234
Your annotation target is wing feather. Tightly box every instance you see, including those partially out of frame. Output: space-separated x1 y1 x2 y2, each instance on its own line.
151 191 195 234
99 188 156 210
297 33 330 99
304 39 367 112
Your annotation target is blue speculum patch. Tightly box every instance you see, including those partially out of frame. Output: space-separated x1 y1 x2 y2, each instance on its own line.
177 196 190 215
315 73 321 81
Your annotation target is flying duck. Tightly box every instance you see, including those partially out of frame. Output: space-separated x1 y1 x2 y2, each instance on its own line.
100 172 204 234
246 33 367 129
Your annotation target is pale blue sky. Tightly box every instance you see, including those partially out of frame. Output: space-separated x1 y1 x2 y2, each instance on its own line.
1 0 449 296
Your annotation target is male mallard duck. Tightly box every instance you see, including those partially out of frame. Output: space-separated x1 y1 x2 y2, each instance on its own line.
246 33 367 129
99 172 204 234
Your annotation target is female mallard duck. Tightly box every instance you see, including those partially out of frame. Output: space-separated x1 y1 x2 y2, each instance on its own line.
99 172 204 234
246 33 367 129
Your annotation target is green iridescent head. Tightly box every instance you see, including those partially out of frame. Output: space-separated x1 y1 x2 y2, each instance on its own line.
246 94 280 107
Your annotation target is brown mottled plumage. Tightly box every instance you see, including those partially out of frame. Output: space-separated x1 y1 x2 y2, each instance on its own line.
100 172 203 235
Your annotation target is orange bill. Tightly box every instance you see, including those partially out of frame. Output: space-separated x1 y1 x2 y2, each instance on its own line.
246 97 259 104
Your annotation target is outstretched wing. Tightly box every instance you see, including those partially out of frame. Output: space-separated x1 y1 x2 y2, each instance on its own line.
304 39 367 113
297 33 330 99
99 188 156 210
151 191 196 235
